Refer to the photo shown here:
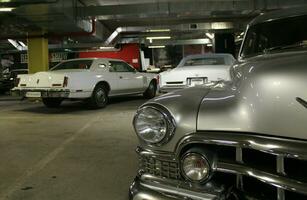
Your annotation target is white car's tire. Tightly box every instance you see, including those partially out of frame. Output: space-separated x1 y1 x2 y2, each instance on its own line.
143 81 157 99
87 84 108 109
42 98 63 108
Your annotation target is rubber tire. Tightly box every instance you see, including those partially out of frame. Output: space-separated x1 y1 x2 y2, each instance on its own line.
42 98 63 108
87 84 109 109
143 81 157 99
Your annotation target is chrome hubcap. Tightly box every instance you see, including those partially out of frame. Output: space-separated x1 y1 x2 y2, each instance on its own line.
96 89 106 104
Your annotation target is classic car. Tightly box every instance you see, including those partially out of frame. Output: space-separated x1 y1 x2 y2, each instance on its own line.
130 7 307 200
159 53 235 93
12 58 157 108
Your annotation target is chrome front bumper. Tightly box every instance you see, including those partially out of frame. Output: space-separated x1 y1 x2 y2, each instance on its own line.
132 132 307 200
11 88 70 98
129 174 225 200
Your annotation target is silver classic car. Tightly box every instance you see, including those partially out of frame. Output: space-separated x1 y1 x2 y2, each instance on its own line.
130 7 307 200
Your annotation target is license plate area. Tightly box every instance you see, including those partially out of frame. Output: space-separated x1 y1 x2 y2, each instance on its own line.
187 77 207 86
26 91 41 98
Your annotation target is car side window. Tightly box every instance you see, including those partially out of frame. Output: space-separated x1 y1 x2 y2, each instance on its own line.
109 61 136 72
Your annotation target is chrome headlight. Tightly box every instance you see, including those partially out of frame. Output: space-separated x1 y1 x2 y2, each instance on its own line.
133 106 175 145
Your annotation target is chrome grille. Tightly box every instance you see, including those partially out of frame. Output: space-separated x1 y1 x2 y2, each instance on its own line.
177 132 307 200
138 156 181 180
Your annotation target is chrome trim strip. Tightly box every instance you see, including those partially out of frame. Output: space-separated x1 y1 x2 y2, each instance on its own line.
138 174 222 200
136 146 176 161
217 162 307 195
277 156 285 175
277 188 285 200
176 132 307 160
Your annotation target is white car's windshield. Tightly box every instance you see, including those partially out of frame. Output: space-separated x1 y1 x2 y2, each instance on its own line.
184 57 226 66
51 60 93 71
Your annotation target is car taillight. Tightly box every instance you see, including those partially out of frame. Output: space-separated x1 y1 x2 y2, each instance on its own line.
15 78 20 87
63 76 69 87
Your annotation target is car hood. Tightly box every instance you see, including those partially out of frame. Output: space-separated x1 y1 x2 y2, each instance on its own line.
140 86 211 152
197 50 307 140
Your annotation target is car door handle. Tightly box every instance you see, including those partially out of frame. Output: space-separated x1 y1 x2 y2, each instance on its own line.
119 76 123 79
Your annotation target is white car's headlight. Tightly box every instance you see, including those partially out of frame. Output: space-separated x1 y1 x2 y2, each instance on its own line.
133 106 176 145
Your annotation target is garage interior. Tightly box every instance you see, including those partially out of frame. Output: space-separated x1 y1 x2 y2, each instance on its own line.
1 1 307 200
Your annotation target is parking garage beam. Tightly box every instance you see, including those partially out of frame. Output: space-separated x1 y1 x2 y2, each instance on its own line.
27 33 49 73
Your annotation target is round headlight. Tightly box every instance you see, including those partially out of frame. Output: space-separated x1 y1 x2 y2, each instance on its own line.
182 153 211 182
133 106 175 144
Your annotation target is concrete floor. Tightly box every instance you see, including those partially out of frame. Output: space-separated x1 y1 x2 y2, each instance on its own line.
0 95 147 200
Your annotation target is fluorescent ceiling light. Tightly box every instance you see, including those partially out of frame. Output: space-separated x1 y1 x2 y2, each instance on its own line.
146 36 171 40
147 29 171 32
99 46 115 50
211 22 233 30
205 33 215 40
19 41 27 47
0 7 15 12
148 46 166 49
8 39 27 51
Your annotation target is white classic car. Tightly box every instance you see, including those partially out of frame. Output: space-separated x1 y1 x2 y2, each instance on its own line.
11 58 158 108
159 53 235 92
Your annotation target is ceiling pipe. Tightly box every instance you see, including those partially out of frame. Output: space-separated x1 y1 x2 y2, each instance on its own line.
0 17 96 41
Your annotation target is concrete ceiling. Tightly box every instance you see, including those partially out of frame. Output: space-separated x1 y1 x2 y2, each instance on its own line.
0 0 307 51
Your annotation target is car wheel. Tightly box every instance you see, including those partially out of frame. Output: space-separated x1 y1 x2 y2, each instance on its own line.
42 98 63 108
143 81 157 99
88 84 108 109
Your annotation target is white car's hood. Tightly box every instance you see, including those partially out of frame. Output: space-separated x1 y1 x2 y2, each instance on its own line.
160 65 231 86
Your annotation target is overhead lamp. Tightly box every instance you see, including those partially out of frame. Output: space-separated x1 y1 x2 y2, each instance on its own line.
148 46 166 49
8 39 27 51
146 36 171 43
205 33 215 40
19 41 27 48
211 22 233 30
146 36 171 40
0 7 15 12
99 46 115 50
147 29 171 33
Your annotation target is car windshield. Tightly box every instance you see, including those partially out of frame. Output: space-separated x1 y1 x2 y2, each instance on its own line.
51 60 93 71
184 57 226 66
241 15 307 58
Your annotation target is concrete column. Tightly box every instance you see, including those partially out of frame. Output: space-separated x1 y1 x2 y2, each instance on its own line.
27 35 49 73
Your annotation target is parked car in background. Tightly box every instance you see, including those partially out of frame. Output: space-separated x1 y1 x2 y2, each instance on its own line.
159 53 235 92
12 58 158 108
0 69 28 93
130 7 307 200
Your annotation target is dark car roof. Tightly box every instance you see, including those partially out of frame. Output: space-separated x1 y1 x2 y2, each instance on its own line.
249 6 307 26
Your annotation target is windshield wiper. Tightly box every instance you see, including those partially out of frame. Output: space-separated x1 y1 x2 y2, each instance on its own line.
263 40 307 53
